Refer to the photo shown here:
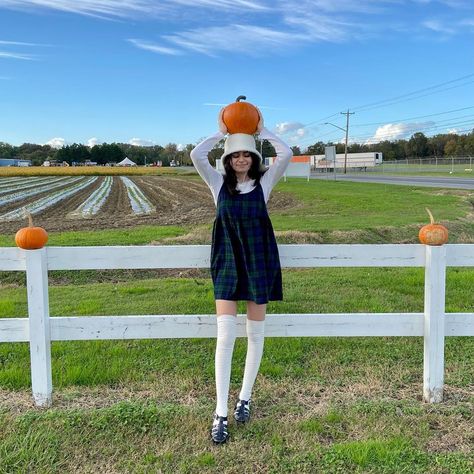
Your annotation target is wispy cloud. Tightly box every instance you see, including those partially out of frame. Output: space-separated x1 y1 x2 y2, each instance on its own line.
0 0 268 19
126 1 392 57
422 19 456 34
163 24 304 57
127 38 182 56
0 38 50 61
2 0 473 58
0 51 36 60
129 138 155 146
86 137 100 147
365 122 435 144
45 137 66 148
275 122 305 134
0 39 48 46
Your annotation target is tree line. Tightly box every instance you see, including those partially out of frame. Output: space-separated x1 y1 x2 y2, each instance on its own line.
291 131 474 159
0 131 472 166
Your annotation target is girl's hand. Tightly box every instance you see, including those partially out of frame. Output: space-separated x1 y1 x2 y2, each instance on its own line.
218 107 228 135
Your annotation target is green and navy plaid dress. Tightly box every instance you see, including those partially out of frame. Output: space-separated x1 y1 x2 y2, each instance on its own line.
211 181 282 304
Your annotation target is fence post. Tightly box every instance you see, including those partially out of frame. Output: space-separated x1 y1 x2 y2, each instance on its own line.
25 248 52 407
423 245 446 403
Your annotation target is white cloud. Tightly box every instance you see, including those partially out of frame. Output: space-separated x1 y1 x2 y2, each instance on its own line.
177 143 184 151
275 122 305 134
86 137 100 147
0 40 45 46
127 39 182 56
129 137 154 146
45 137 66 148
161 24 303 57
365 122 435 144
422 19 455 34
448 128 459 134
0 0 268 19
0 51 35 60
3 0 473 58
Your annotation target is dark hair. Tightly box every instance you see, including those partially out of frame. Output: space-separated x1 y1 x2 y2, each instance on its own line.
222 152 266 195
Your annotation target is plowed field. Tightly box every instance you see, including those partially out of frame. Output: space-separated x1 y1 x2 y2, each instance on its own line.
0 176 296 233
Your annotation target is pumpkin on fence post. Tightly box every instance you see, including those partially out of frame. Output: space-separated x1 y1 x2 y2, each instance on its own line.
221 95 260 135
418 208 448 246
15 213 48 250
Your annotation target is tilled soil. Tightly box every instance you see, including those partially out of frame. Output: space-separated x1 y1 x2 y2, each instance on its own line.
0 176 298 234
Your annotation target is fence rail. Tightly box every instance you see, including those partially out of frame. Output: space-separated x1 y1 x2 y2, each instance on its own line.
1 244 473 407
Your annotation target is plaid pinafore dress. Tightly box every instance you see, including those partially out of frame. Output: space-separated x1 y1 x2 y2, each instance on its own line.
211 180 282 304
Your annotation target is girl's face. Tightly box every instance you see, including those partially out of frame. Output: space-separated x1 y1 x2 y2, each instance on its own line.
230 151 252 174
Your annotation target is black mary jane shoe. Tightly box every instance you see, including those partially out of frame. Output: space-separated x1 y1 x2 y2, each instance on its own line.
233 399 251 423
210 413 230 444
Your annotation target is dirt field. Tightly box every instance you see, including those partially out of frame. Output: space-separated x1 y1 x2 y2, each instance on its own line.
0 176 297 234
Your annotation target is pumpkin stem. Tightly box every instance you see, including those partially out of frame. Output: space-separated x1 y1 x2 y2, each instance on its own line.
25 211 34 227
236 95 246 102
425 208 435 224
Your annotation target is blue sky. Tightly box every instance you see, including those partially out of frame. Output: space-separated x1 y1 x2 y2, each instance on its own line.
0 0 473 151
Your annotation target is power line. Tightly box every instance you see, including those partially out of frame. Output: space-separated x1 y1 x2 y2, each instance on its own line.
349 120 474 142
281 73 474 136
350 73 474 112
351 106 474 127
352 80 474 114
296 118 474 148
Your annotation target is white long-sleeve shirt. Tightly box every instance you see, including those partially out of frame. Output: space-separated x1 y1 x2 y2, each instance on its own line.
190 127 293 206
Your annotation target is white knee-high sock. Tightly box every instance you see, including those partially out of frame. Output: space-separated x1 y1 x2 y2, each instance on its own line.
239 319 265 401
215 314 237 417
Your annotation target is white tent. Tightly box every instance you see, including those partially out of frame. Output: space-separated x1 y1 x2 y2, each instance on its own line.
117 157 137 166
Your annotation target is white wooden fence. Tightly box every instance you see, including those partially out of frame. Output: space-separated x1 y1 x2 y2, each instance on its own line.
1 244 473 407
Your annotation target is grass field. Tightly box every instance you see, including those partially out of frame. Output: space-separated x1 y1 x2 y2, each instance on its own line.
0 177 473 473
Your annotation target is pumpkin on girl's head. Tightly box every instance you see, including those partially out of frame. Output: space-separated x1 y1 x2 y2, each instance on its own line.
418 208 448 246
15 213 48 250
221 95 260 134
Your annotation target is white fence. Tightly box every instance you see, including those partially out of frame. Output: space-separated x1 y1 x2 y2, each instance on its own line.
1 244 473 407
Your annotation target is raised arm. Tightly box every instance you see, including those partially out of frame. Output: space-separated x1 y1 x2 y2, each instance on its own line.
190 131 225 205
259 126 293 202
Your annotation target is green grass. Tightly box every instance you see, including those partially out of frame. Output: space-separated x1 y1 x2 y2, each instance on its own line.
1 398 472 473
1 268 473 389
0 177 473 472
271 180 471 232
0 224 187 247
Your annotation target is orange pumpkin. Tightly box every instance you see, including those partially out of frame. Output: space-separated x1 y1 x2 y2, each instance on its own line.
15 213 48 250
222 95 260 134
418 208 448 246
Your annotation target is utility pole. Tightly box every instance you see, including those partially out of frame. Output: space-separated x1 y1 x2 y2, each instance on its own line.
341 110 354 174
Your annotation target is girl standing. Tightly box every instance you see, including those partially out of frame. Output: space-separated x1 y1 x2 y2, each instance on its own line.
190 110 292 444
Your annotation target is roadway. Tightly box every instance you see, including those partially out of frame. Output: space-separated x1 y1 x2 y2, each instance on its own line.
311 173 474 190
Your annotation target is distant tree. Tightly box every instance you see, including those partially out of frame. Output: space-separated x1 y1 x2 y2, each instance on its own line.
90 144 107 165
105 144 126 164
444 139 457 156
55 143 91 164
206 139 225 167
464 130 474 155
429 134 450 157
162 143 178 166
180 144 194 166
261 140 276 159
0 142 15 158
406 132 429 158
306 141 325 155
290 146 301 156
347 142 367 153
